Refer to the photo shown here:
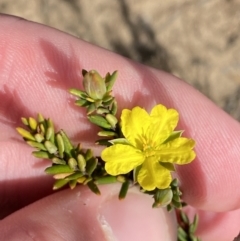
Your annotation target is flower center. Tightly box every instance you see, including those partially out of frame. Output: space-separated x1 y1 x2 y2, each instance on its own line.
142 137 156 157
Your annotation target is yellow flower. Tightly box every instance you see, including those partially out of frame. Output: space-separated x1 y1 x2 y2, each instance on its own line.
101 104 196 191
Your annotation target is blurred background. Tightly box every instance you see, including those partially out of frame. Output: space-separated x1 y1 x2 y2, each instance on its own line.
1 0 240 119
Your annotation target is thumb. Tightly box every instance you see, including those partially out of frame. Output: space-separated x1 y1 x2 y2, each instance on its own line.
99 185 177 240
1 184 177 241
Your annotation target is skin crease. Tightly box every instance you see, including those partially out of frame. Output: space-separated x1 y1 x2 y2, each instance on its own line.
0 14 240 240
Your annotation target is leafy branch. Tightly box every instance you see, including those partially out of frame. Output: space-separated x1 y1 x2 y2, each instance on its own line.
16 69 200 240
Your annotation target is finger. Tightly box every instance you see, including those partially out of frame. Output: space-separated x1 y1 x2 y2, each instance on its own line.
1 15 240 212
0 141 53 218
0 184 177 241
184 206 240 241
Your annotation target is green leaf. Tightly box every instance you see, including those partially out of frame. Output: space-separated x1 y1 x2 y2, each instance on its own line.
96 107 109 115
87 103 96 115
105 114 118 128
167 204 173 212
26 141 47 151
52 157 66 165
45 165 73 174
172 198 182 208
77 154 86 172
44 140 58 154
34 133 45 143
88 115 112 129
178 227 188 240
86 158 98 176
163 130 183 144
39 123 46 135
177 212 201 241
103 97 114 106
69 179 78 189
95 139 111 146
76 176 87 184
85 149 93 161
190 214 199 233
109 138 130 145
21 117 29 126
180 211 190 225
87 181 100 195
95 176 118 185
28 117 37 131
59 130 74 157
172 193 181 202
105 70 118 91
98 130 117 137
75 143 82 153
69 88 88 98
37 113 45 123
110 100 118 115
16 127 35 141
102 95 113 103
46 126 54 141
68 158 78 170
133 165 141 183
119 180 129 200
56 133 64 158
32 151 52 159
170 178 178 187
75 99 89 107
47 119 55 143
83 177 92 184
86 97 95 103
53 179 69 190
65 172 84 180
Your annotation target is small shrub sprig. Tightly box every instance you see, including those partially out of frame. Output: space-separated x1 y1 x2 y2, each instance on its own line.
17 69 200 240
177 211 200 241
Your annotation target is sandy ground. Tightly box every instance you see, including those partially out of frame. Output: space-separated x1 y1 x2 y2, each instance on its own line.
0 0 240 119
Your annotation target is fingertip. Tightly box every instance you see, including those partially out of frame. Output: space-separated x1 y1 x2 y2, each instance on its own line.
98 185 177 241
1 185 177 241
184 206 240 241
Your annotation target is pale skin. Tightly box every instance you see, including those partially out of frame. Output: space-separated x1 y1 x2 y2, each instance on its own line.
0 14 240 241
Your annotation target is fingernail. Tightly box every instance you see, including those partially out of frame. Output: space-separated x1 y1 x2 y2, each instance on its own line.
98 188 177 241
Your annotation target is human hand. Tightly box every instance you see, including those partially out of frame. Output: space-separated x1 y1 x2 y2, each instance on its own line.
0 14 240 241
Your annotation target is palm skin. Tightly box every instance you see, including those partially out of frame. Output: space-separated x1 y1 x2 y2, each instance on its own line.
0 14 240 240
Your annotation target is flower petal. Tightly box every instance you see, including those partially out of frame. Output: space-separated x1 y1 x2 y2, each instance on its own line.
121 107 150 149
137 156 172 190
148 104 179 144
157 137 196 164
101 144 145 175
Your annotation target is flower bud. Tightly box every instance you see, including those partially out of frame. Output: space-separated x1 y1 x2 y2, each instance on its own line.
83 70 106 100
153 188 173 208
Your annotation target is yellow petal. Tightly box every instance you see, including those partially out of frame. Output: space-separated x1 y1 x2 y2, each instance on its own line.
157 138 196 165
121 107 150 149
137 156 172 190
101 144 145 175
148 104 179 145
